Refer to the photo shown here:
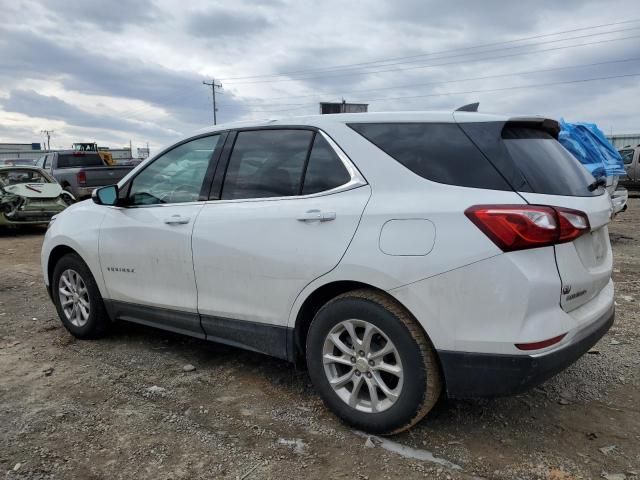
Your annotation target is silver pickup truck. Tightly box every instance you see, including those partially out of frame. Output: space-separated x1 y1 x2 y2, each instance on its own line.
619 145 639 188
36 151 134 199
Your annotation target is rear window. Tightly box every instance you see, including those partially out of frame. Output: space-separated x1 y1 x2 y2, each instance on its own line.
57 153 104 168
348 123 510 190
458 122 600 197
501 126 598 197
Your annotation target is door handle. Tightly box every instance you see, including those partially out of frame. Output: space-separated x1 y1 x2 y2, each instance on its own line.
297 209 336 222
164 215 190 225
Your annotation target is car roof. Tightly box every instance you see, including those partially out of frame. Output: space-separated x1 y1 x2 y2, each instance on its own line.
193 110 545 136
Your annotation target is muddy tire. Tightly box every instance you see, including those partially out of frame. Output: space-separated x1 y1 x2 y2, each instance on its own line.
306 289 441 435
52 253 110 339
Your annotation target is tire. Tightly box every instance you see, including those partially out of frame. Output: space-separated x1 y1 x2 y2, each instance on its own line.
306 289 441 435
52 253 111 339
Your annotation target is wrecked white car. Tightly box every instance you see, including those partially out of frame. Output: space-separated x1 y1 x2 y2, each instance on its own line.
0 166 74 226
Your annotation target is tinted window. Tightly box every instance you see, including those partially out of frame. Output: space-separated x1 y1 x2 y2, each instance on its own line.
57 153 104 168
302 135 351 195
222 129 314 200
619 149 634 165
44 155 52 169
349 123 510 190
501 127 597 197
128 135 220 205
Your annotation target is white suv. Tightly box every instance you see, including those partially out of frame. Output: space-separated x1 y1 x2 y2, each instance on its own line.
42 111 615 434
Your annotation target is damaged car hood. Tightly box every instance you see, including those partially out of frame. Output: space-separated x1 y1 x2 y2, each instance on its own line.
2 183 63 199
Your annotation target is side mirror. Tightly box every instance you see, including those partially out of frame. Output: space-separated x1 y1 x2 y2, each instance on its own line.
92 185 119 206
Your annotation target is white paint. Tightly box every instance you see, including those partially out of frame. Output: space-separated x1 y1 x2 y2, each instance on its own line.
353 431 462 470
379 219 436 256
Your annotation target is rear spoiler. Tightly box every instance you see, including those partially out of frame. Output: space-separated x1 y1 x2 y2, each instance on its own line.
505 117 560 139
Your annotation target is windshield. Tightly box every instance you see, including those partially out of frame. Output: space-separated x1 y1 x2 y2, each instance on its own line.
0 169 53 186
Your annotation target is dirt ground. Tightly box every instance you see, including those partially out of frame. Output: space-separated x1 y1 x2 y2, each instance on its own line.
1 201 639 480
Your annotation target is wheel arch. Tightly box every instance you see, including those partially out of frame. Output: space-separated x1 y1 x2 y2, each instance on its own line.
291 281 441 370
47 245 81 289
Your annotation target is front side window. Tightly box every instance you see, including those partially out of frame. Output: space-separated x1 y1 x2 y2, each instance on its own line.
43 155 52 169
222 129 314 200
128 135 221 205
302 134 351 195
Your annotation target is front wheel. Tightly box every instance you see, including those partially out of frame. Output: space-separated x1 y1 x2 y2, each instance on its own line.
306 289 442 435
52 253 111 339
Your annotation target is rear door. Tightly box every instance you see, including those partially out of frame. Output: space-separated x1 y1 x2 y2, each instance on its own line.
191 128 370 355
459 120 613 312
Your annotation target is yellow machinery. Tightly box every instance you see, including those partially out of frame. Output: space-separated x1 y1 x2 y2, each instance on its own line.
72 143 115 166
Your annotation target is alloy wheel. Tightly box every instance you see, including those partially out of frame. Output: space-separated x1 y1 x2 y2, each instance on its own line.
322 319 403 413
58 269 91 327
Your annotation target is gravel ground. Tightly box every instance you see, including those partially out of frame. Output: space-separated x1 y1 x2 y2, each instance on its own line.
1 200 639 480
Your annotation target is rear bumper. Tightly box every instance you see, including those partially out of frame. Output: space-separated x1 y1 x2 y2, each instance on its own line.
439 304 614 398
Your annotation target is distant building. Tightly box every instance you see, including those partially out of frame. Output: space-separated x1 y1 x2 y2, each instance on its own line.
0 142 44 163
137 147 150 159
606 134 640 150
319 101 368 115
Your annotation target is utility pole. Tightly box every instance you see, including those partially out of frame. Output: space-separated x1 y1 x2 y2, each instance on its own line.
41 130 54 151
202 79 223 125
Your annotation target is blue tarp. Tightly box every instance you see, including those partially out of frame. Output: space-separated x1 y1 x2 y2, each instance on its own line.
558 119 626 178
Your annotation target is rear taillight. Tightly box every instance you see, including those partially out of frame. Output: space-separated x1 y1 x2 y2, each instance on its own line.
465 205 590 252
77 171 87 185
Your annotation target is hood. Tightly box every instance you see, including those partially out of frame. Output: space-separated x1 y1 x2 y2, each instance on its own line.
2 183 63 199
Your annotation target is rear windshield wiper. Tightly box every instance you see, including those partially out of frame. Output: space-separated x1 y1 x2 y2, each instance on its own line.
587 177 607 192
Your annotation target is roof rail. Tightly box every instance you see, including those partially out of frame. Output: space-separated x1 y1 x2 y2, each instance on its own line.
455 102 479 112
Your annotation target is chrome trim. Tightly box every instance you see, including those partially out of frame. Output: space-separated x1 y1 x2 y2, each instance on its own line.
318 130 367 189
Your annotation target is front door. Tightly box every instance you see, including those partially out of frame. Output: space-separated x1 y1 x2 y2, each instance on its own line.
191 129 370 356
99 134 224 337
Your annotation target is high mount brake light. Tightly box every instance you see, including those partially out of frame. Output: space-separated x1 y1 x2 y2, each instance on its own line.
465 205 590 252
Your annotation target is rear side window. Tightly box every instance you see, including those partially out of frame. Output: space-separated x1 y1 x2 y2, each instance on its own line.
57 153 104 168
302 135 351 195
348 123 510 190
501 126 597 197
222 129 314 200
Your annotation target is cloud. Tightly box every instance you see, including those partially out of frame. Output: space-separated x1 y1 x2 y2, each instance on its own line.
0 0 639 149
187 9 272 38
0 89 175 138
41 0 159 31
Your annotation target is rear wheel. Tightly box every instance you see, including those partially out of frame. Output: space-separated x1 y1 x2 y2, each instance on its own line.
52 253 110 339
306 289 441 434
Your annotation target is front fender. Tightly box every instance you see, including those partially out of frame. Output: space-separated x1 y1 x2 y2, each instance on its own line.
41 200 108 297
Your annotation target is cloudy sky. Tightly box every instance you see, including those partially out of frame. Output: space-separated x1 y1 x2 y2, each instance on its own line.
1 0 639 153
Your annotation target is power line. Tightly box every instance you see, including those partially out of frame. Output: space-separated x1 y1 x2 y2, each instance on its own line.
225 27 640 85
219 56 640 107
333 73 640 106
219 18 640 81
240 72 640 117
